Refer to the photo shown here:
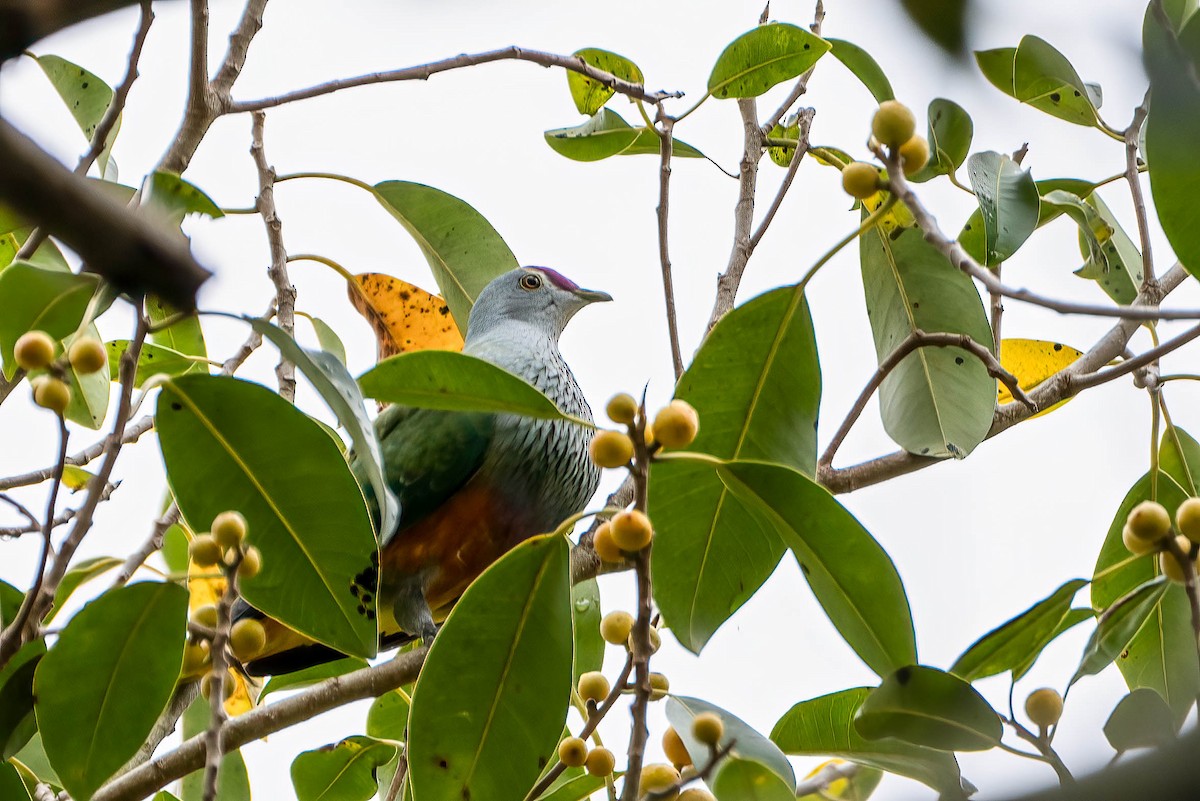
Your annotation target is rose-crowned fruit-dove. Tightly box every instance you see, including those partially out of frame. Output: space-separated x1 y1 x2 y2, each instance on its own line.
239 267 610 675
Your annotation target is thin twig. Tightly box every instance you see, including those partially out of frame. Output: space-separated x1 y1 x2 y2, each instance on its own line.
1124 88 1155 289
708 98 762 330
250 112 295 401
654 106 684 380
1072 323 1200 392
749 108 814 251
112 503 179 588
0 494 38 529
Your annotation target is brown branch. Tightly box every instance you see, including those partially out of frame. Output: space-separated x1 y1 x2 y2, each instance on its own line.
749 107 814 251
1124 88 1155 289
708 99 762 330
654 108 684 380
0 416 154 491
250 112 295 401
0 118 210 310
1072 322 1200 392
228 46 681 114
111 503 179 588
92 645 429 801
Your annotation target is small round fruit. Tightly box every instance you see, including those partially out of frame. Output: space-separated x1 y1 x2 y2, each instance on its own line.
188 534 223 568
841 162 880 200
600 610 635 645
200 669 237 701
1127 500 1172 543
578 671 611 703
67 337 107 375
182 639 211 673
630 625 662 655
899 136 930 177
238 546 263 579
585 746 616 777
1159 536 1194 584
590 430 635 469
1122 524 1158 556
606 393 639 426
640 763 680 798
653 400 700 450
14 331 56 371
1177 497 1200 544
1024 688 1064 729
663 726 692 768
691 712 724 746
610 510 653 551
649 672 670 701
679 789 716 801
643 422 655 446
33 376 71 414
679 766 699 782
592 523 623 563
192 604 219 629
229 618 267 661
872 100 917 148
558 736 588 768
211 510 248 549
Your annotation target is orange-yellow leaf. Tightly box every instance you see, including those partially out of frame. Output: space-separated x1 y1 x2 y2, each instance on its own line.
998 338 1084 417
348 274 464 362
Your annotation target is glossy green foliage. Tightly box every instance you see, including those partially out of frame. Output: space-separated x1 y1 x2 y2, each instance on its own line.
976 36 1100 127
373 181 517 334
859 224 995 459
1073 194 1143 305
650 286 820 652
571 578 604 682
181 695 250 801
34 582 187 801
907 99 973 183
666 695 796 799
62 328 110 429
826 39 893 102
44 556 122 623
146 295 208 373
106 341 201 386
0 262 101 379
408 535 571 801
566 48 644 115
768 116 802 167
899 0 969 56
34 54 118 177
0 763 30 801
291 736 397 801
951 578 1088 682
855 665 1002 752
1104 688 1177 753
966 151 1039 265
544 108 703 161
707 23 830 99
157 375 378 657
1145 13 1200 280
367 688 411 741
771 688 964 795
360 350 584 422
0 640 43 759
259 657 370 702
1074 577 1170 686
142 172 224 226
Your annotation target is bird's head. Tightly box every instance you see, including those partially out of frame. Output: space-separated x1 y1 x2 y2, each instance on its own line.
465 267 612 342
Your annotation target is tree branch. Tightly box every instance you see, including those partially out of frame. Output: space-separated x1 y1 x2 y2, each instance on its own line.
707 98 762 329
1124 88 1155 289
654 107 684 380
250 112 295 401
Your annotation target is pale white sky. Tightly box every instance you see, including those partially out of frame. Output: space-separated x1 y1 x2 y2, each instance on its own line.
2 1 1197 799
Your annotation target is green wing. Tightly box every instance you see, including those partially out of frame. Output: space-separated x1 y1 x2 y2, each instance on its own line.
352 404 493 545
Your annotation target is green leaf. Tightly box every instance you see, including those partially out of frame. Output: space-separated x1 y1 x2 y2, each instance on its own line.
1104 688 1177 752
771 688 964 795
976 36 1100 126
367 687 412 741
62 328 109 429
859 223 995 459
143 172 224 226
797 763 882 801
1 228 69 273
157 374 378 658
1035 178 1097 226
181 693 250 801
767 117 801 167
359 350 586 424
0 642 43 759
538 771 610 801
966 151 1039 265
308 316 347 365
899 0 968 55
717 460 916 677
1074 576 1171 686
1012 608 1092 680
950 578 1088 681
855 665 1002 752
34 582 187 801
544 108 703 162
146 296 208 369
567 48 644 115
0 763 30 801
1145 14 1200 281
292 735 397 801
908 99 973 183
106 341 203 387
1091 466 1199 724
667 695 796 793
711 759 797 801
244 318 398 541
372 181 517 335
0 262 101 379
571 578 603 682
826 39 893 102
707 23 831 99
650 286 820 652
408 534 571 801
45 556 123 623
1073 194 1143 305
34 55 118 176
1160 426 1200 494
259 657 370 702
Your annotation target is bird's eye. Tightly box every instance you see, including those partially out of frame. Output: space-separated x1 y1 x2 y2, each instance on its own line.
519 273 543 291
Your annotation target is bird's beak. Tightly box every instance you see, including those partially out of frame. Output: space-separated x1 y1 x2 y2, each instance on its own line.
573 287 613 304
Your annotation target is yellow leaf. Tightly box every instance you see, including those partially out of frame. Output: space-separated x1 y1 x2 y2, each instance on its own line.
60 465 94 492
348 274 464 362
998 338 1084 417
